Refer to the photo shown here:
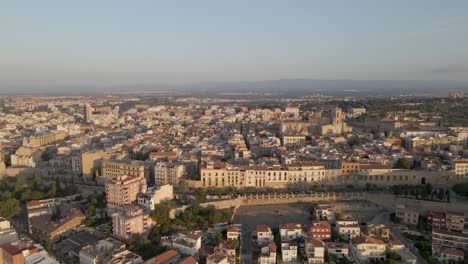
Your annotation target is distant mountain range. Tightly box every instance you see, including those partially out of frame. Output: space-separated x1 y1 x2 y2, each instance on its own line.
1 79 467 96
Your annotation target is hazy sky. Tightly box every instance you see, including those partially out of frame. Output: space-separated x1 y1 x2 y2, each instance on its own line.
1 0 468 87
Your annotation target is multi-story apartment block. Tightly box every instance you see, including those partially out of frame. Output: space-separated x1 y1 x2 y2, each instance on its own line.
426 211 446 230
22 131 68 148
112 208 155 240
0 218 18 247
155 162 185 186
105 175 147 208
453 160 468 178
395 204 419 225
309 221 331 241
10 147 42 167
446 211 465 233
337 220 361 240
102 159 145 179
432 229 468 252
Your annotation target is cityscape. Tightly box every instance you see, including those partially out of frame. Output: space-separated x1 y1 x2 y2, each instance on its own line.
1 1 468 264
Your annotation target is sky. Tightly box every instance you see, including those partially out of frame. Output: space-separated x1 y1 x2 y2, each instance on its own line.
1 0 468 89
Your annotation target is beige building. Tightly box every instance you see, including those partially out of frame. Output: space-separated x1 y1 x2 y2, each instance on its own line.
112 208 154 240
350 236 386 262
446 211 465 233
155 162 185 186
105 175 147 208
138 184 173 210
23 131 68 148
257 225 274 246
81 149 105 178
102 159 145 180
336 220 361 240
395 204 419 225
10 147 42 167
453 160 468 179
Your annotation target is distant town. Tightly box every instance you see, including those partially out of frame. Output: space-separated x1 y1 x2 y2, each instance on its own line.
0 92 467 264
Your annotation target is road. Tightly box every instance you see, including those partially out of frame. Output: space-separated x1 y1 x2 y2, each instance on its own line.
369 210 427 264
240 226 253 264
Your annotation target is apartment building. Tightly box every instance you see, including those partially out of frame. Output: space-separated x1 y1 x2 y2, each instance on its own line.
336 220 361 240
364 224 390 240
81 149 105 178
105 175 147 207
395 204 419 225
325 242 349 259
308 221 331 241
112 208 155 240
426 211 446 230
22 131 68 148
446 211 465 233
453 160 468 177
155 162 185 186
313 204 334 220
10 147 42 167
432 229 468 252
227 226 241 241
102 159 145 179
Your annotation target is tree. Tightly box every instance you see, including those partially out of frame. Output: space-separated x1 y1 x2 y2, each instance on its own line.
395 158 411 169
48 183 57 198
216 231 223 245
195 188 206 203
0 198 20 218
151 203 170 225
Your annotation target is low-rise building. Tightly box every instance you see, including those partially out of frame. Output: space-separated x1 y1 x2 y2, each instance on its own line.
350 236 386 262
308 221 331 241
79 237 126 264
304 237 325 264
143 249 180 264
164 232 202 256
336 220 361 240
0 218 18 247
312 205 334 221
395 204 419 226
364 224 390 240
226 226 241 241
257 225 274 246
281 242 298 263
29 206 85 242
137 184 173 210
325 242 349 259
279 223 302 242
436 248 464 264
206 253 229 264
259 243 276 264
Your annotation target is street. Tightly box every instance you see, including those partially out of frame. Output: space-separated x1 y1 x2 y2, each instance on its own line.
240 226 253 264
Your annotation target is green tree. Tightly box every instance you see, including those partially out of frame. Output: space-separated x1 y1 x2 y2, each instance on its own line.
151 203 170 225
48 183 57 198
216 231 223 245
395 158 411 169
195 188 206 203
0 198 20 218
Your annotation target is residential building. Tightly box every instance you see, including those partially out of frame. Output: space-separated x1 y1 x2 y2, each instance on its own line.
155 162 185 186
436 248 464 264
426 211 446 230
312 204 334 220
432 229 468 252
395 204 419 225
179 256 198 264
279 223 302 241
102 159 145 179
325 242 349 259
445 211 465 233
143 249 180 264
257 225 274 246
206 253 229 264
29 207 85 242
24 252 59 264
226 226 241 241
165 232 202 256
308 221 331 241
81 149 105 178
304 237 325 264
259 243 276 264
112 208 155 240
138 184 173 210
79 237 126 264
105 175 147 208
84 104 93 123
350 236 386 262
336 220 361 240
281 242 298 263
0 242 40 264
0 218 18 246
364 224 390 240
